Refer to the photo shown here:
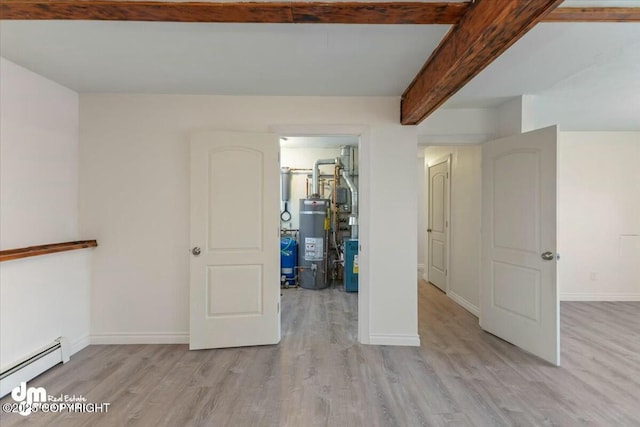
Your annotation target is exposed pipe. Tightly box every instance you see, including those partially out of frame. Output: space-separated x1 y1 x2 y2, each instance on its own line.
280 167 292 202
324 228 330 287
340 146 351 175
341 169 358 239
332 165 340 252
312 158 338 196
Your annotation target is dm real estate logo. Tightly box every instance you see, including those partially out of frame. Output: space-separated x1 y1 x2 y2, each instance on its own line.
10 382 47 416
4 382 110 417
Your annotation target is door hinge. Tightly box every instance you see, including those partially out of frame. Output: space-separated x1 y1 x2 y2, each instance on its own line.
277 302 280 313
446 172 449 179
445 269 448 276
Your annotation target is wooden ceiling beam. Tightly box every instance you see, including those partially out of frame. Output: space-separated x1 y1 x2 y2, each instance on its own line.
0 1 295 23
401 0 564 125
0 1 468 24
545 7 640 22
2 1 637 24
291 2 467 24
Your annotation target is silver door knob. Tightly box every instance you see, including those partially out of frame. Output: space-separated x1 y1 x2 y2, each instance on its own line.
541 251 554 261
192 247 201 256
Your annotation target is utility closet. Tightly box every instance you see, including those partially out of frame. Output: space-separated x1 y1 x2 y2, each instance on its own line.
279 140 359 292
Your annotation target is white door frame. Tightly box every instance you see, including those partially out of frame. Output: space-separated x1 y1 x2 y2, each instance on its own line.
426 154 451 293
271 124 370 344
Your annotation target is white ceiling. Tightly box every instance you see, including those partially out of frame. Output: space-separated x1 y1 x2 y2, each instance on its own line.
440 1 640 127
0 21 449 96
444 22 640 108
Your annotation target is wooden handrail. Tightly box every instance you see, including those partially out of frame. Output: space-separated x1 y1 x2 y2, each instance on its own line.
0 240 98 262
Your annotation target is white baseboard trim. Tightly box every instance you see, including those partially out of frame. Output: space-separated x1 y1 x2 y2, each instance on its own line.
90 332 189 345
0 337 70 398
447 291 480 317
417 264 426 281
0 350 62 398
560 293 640 302
71 335 91 355
369 334 421 347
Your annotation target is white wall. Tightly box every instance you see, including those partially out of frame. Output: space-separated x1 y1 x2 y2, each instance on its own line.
494 95 538 138
80 94 419 346
0 58 91 368
559 132 640 300
367 125 418 344
424 145 482 315
418 108 496 145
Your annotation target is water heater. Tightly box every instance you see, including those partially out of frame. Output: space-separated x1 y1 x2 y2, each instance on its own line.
298 198 329 290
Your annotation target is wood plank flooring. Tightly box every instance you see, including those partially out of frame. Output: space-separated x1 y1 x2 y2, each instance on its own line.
2 282 639 426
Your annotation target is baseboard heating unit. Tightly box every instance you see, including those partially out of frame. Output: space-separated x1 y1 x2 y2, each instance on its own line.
0 337 70 397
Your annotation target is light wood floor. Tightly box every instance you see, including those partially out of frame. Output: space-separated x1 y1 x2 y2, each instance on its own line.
2 282 639 426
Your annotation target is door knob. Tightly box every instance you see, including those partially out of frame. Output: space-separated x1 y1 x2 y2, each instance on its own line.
192 247 201 256
541 251 554 261
427 229 432 233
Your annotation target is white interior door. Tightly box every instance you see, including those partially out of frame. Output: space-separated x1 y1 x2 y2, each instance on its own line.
481 126 559 365
190 131 280 350
428 158 449 291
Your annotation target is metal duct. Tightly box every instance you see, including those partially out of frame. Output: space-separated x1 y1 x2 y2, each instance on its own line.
340 146 351 175
280 167 292 202
312 158 338 196
341 170 358 239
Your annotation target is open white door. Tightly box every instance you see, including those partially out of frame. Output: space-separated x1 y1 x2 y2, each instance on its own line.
481 126 559 365
190 131 280 350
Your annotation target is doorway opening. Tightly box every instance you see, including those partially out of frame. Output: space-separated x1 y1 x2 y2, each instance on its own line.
420 127 560 365
421 145 481 318
279 136 360 291
279 135 360 339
